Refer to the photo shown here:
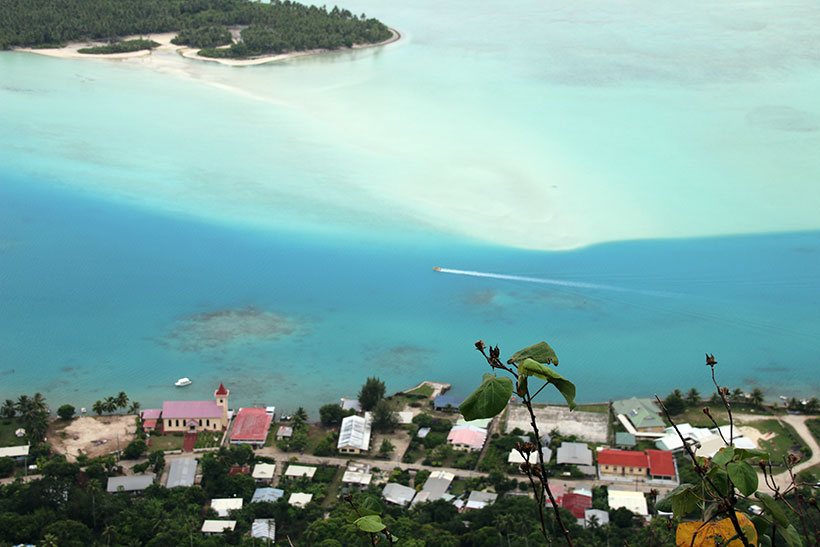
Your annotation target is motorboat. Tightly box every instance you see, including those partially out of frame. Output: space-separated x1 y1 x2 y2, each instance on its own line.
175 377 192 387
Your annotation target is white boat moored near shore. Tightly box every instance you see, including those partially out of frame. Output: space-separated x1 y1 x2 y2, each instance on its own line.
175 377 192 387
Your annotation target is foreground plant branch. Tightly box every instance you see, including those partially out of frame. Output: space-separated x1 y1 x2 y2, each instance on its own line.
474 340 575 546
660 353 814 547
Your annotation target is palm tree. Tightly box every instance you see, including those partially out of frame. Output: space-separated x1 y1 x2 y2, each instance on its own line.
1 399 15 418
103 397 117 414
115 391 129 410
32 392 48 413
128 401 141 415
805 398 819 413
686 388 700 406
92 400 105 416
15 394 31 415
294 407 309 422
731 388 744 403
749 388 764 408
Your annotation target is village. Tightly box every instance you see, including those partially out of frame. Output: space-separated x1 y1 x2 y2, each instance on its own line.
1 379 818 544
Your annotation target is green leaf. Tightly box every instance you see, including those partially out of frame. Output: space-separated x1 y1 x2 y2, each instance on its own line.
518 358 576 409
707 467 730 497
777 524 804 547
663 483 699 518
735 448 769 461
509 341 559 365
751 515 769 537
712 446 735 467
756 492 789 528
359 495 384 516
727 461 758 496
459 374 513 421
354 515 386 533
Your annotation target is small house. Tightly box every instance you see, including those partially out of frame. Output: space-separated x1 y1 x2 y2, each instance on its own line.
276 425 293 441
201 520 236 535
446 425 487 452
107 474 155 494
382 483 416 507
251 519 276 541
252 463 276 484
288 492 313 508
210 498 243 518
337 413 372 454
166 457 197 488
283 465 316 479
251 487 284 503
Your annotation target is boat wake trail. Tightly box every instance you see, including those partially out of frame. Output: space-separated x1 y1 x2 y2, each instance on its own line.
433 267 675 298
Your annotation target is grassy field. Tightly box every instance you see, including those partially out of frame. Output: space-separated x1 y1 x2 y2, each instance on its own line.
404 384 434 398
148 434 184 453
807 418 820 445
576 403 610 414
0 418 27 447
747 419 811 465
671 404 771 427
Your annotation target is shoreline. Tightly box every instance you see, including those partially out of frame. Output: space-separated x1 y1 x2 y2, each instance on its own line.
15 28 401 66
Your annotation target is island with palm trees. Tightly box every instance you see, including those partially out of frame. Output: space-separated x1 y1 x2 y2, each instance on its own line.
1 0 394 61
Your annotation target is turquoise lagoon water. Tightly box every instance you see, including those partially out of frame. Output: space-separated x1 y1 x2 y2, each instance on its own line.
1 0 819 412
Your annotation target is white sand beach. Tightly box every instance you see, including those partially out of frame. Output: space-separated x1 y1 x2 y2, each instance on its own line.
17 28 400 67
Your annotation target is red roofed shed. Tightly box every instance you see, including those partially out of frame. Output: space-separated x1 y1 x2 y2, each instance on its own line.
561 493 593 519
646 449 676 480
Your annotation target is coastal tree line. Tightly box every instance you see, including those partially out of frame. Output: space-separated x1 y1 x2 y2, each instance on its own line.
0 0 392 58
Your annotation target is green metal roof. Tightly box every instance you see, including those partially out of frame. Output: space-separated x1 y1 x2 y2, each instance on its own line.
612 397 664 429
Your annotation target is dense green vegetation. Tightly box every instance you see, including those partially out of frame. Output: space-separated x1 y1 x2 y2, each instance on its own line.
78 39 159 54
171 25 232 48
0 461 681 546
0 0 392 59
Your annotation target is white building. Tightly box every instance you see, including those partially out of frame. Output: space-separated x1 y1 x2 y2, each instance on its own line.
210 498 243 518
201 520 236 535
337 413 373 454
382 483 416 506
608 490 648 517
556 442 593 466
252 463 276 483
508 447 552 465
289 492 313 508
251 519 276 541
283 465 317 479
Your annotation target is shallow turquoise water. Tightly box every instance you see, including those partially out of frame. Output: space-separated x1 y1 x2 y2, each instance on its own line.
1 0 819 412
1 177 818 412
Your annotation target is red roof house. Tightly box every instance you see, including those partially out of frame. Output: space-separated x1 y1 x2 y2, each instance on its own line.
229 408 273 447
561 492 593 519
140 409 162 432
597 449 649 477
646 449 676 480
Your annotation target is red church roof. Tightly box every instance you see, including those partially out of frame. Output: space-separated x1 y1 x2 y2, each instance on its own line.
561 493 593 519
597 449 648 468
646 449 676 477
215 383 229 396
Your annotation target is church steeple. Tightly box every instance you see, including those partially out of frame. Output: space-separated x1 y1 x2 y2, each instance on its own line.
214 383 229 421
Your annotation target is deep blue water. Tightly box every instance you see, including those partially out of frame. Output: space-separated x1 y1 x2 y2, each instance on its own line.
2 174 818 414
